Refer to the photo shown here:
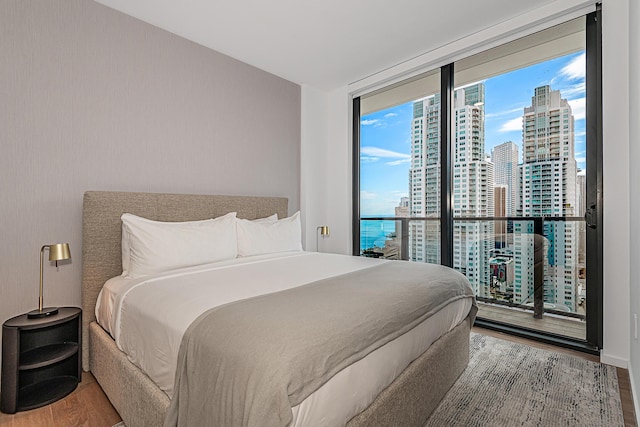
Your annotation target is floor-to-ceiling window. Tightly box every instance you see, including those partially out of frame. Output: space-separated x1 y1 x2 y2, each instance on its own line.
353 10 602 352
354 69 441 262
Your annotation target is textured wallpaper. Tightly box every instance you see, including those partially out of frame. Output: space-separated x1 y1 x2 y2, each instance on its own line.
0 0 301 346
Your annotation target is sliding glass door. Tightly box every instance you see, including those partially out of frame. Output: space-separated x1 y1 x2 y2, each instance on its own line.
451 17 591 342
353 10 602 352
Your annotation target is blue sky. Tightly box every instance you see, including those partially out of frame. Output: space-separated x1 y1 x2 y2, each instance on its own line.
360 51 586 216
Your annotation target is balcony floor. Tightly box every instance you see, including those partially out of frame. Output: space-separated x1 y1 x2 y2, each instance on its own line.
477 301 586 340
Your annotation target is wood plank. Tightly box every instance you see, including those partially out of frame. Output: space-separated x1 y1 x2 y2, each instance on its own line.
0 405 53 427
50 392 88 426
78 378 122 426
617 367 638 427
0 372 121 427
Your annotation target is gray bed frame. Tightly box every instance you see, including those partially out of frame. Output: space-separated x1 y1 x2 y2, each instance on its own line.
81 190 471 427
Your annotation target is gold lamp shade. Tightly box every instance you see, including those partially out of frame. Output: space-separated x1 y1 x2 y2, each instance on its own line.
48 243 71 262
28 243 71 319
316 226 330 252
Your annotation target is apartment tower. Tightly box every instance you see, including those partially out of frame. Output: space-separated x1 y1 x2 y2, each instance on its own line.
452 84 494 297
514 85 578 311
408 95 441 264
409 83 494 297
491 141 519 216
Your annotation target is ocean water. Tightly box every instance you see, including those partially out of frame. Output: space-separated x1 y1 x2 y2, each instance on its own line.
360 219 397 250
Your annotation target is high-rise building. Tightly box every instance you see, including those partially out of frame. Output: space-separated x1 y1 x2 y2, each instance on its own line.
514 85 578 311
409 83 494 297
576 171 586 217
491 141 519 216
408 95 441 264
395 197 410 217
452 84 494 297
494 184 507 236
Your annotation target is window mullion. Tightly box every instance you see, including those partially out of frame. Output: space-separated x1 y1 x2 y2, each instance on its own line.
352 96 361 256
440 63 454 267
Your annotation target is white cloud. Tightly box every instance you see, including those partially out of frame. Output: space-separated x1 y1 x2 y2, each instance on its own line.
361 146 410 159
568 97 585 120
386 158 411 166
485 107 524 119
499 117 523 132
360 156 379 163
360 190 377 200
560 82 585 99
384 112 398 118
560 53 585 80
361 119 379 126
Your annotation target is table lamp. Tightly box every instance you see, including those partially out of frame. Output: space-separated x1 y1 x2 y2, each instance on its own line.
27 243 71 319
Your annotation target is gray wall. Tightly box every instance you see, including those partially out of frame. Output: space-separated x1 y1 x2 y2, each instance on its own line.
0 0 300 353
629 0 640 412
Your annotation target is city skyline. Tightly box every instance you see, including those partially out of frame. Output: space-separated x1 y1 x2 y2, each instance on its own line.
360 50 586 216
392 82 580 311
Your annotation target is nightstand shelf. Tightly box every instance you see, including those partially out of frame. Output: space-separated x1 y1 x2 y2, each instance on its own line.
18 375 79 411
1 307 82 414
19 342 79 370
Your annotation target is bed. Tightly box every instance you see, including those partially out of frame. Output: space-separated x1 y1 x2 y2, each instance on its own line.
81 190 476 427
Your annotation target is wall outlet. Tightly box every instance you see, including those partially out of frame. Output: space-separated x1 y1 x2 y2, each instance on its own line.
635 313 638 340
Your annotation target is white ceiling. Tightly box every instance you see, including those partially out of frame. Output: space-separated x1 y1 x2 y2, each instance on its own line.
94 0 560 90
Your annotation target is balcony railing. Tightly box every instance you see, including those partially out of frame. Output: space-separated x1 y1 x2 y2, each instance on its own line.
359 216 586 325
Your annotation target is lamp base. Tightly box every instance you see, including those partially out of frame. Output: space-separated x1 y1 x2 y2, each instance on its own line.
27 307 59 319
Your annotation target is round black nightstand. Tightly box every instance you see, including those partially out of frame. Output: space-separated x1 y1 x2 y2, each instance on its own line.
1 307 82 414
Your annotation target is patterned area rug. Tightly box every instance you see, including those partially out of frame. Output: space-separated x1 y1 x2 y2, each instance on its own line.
113 333 624 427
424 333 624 427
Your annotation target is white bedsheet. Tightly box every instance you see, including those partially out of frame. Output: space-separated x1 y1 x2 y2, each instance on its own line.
96 251 472 427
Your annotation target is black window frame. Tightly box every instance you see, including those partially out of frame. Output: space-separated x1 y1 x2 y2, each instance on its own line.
351 8 603 352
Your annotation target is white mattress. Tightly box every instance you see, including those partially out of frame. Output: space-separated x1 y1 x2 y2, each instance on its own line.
96 251 472 427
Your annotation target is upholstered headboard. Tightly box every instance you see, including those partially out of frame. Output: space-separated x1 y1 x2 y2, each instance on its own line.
81 191 288 370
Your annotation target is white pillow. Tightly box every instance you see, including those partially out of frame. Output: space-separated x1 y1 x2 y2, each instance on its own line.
121 212 238 278
121 213 278 274
251 213 278 223
121 217 218 275
236 211 302 257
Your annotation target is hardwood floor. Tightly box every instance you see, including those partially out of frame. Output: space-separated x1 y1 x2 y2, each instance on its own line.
0 372 121 427
0 330 636 426
617 366 638 427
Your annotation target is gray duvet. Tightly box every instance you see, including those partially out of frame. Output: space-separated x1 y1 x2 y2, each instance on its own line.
164 260 476 427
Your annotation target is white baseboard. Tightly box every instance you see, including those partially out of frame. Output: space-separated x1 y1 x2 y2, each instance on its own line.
600 352 628 368
629 365 640 425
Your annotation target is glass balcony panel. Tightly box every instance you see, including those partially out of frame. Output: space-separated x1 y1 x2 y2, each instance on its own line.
358 216 586 340
452 216 586 340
